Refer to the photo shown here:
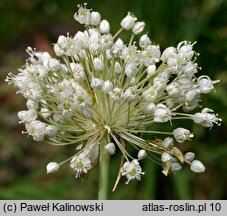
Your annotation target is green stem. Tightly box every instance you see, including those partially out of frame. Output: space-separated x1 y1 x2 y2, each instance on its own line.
98 135 110 200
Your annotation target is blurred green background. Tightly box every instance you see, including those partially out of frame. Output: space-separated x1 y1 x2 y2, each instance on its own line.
0 0 227 199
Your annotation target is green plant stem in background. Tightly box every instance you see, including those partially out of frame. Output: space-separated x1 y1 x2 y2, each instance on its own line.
98 136 110 200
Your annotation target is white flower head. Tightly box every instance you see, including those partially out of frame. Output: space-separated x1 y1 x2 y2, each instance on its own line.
7 3 221 187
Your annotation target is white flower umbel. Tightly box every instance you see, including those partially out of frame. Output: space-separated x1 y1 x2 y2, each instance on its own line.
6 3 221 194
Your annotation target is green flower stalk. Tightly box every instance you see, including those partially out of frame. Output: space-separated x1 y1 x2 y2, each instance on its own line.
6 3 221 199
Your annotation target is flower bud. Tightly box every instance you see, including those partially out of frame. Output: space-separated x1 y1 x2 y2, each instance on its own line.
26 100 38 110
105 143 116 155
102 80 113 93
46 162 60 174
138 149 147 160
114 61 122 73
161 152 172 162
170 162 182 172
91 11 101 26
40 107 51 118
147 65 156 76
100 20 110 34
132 21 145 34
93 58 104 72
184 152 195 162
144 103 156 115
45 125 58 137
120 12 137 30
18 109 37 123
161 47 176 62
139 34 151 48
190 160 206 173
91 78 103 89
162 137 174 148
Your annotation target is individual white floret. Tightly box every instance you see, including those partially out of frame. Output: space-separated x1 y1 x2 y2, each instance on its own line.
161 47 176 62
123 86 139 101
144 103 156 115
109 88 123 102
18 109 37 123
120 12 137 30
153 104 172 123
70 153 92 177
45 125 58 138
192 108 222 128
26 120 46 141
173 128 194 143
91 11 101 26
70 63 85 82
74 4 91 25
120 159 144 184
26 100 38 110
132 21 145 34
197 75 219 94
139 34 151 48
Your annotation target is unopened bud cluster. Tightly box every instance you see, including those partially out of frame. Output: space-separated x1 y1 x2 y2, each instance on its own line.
6 3 221 184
